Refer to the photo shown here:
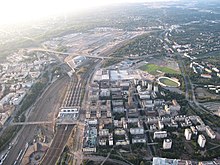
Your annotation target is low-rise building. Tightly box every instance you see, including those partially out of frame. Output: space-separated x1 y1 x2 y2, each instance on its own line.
201 74 212 79
196 125 206 132
132 134 146 144
99 129 109 137
83 126 97 152
115 134 130 146
154 131 167 139
130 127 144 135
57 108 79 120
99 138 107 146
115 128 126 135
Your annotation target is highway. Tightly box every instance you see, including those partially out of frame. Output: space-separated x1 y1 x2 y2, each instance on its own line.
3 76 69 165
41 125 74 165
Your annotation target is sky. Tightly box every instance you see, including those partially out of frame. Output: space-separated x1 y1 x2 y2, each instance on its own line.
0 0 178 25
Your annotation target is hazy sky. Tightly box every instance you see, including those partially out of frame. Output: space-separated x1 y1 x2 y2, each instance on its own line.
0 0 178 25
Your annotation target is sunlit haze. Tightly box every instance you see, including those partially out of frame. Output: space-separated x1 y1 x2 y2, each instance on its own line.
0 0 177 26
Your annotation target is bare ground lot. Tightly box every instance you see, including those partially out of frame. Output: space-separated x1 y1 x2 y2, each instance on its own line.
195 87 220 101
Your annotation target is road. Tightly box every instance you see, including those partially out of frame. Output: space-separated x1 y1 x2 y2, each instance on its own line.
3 76 69 165
176 53 216 115
100 146 115 165
159 28 215 116
84 155 130 165
41 125 74 165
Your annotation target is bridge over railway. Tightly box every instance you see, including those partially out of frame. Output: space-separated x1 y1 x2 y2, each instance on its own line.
11 121 53 126
12 120 83 126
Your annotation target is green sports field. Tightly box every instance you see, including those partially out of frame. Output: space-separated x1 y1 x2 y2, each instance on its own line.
139 63 180 75
159 77 179 87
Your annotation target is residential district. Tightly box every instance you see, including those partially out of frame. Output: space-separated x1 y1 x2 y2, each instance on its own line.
1 1 220 164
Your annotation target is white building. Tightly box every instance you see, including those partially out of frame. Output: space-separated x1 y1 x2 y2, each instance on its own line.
205 68 212 73
212 67 219 73
184 128 192 140
190 126 198 135
205 126 216 139
163 139 172 149
0 93 15 108
198 134 206 148
132 135 146 144
130 127 144 135
99 129 109 137
139 91 151 100
115 128 126 135
73 56 86 66
201 74 211 79
109 133 113 146
58 108 79 119
153 131 167 139
99 139 107 146
153 85 159 93
158 120 164 130
196 125 206 132
147 83 152 91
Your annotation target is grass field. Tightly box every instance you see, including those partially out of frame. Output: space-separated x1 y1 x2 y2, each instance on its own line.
139 63 180 75
159 78 179 87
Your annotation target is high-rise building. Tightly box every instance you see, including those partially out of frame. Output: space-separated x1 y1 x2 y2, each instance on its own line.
158 120 164 130
198 134 206 148
205 126 216 139
163 139 172 149
154 85 159 92
147 83 152 91
184 128 192 140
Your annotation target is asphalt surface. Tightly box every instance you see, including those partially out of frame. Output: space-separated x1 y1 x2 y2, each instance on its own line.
84 155 130 165
41 125 74 165
3 76 69 165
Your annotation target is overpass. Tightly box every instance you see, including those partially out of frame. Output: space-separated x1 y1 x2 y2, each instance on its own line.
56 120 85 126
26 48 153 60
12 120 84 126
27 48 111 59
11 121 53 126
